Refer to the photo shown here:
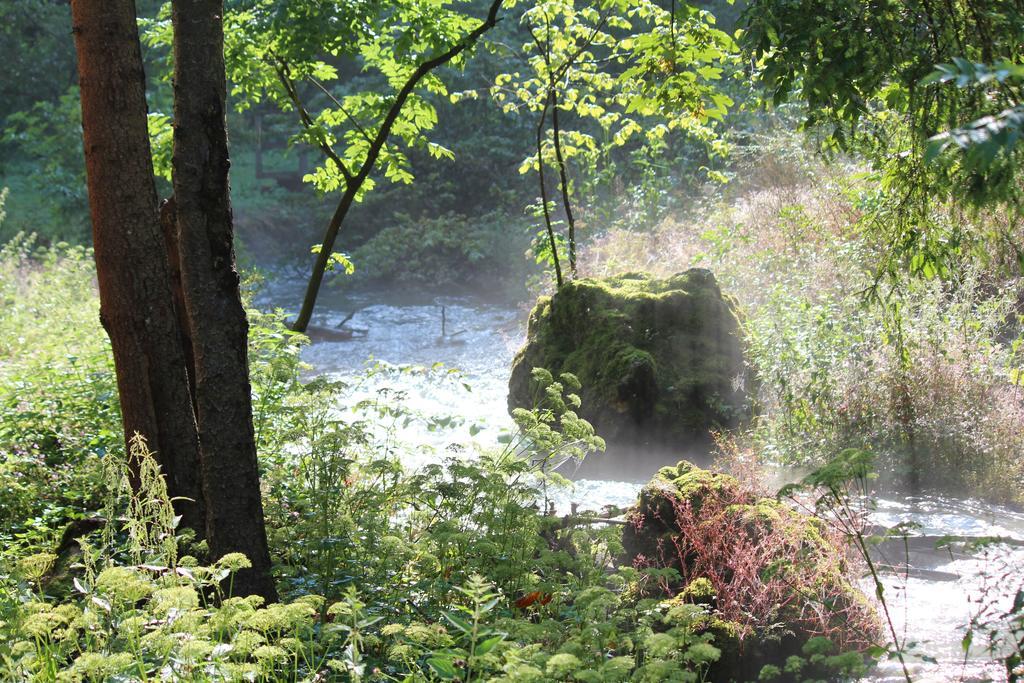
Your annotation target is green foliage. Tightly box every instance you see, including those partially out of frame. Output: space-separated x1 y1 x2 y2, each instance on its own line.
626 458 880 681
0 435 327 681
422 575 506 681
252 348 606 603
351 210 530 287
0 89 89 243
737 0 1024 335
0 241 882 681
498 0 735 147
741 0 1024 291
0 236 119 556
746 258 1024 503
144 0 492 200
105 434 181 567
491 0 737 283
755 638 871 683
0 2 78 123
581 137 1024 504
6 4 1024 678
511 366 607 468
141 0 743 291
923 59 1024 200
742 0 1024 159
778 449 925 682
0 302 720 682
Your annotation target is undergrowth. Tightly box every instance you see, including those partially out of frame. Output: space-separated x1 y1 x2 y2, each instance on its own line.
579 136 1024 504
0 235 118 556
0 238 878 681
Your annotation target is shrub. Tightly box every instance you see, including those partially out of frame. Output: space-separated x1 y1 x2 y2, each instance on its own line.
623 460 879 679
0 229 881 682
350 209 530 289
579 143 1024 504
0 235 118 554
0 363 754 683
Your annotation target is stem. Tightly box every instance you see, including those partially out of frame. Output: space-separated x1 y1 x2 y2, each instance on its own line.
837 487 914 683
272 56 355 186
535 91 564 289
551 92 577 277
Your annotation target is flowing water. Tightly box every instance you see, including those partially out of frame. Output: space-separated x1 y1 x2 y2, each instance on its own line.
262 281 1023 682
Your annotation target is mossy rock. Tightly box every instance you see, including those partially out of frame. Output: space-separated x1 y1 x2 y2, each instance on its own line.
508 270 750 452
624 461 879 681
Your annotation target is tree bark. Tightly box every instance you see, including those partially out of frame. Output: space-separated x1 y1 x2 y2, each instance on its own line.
170 0 277 601
70 0 204 535
159 197 198 409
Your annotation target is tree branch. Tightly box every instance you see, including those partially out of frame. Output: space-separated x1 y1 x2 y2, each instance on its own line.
291 0 506 332
306 75 377 147
270 54 355 186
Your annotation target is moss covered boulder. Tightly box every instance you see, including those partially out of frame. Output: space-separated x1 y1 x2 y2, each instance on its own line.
623 460 879 681
508 270 750 452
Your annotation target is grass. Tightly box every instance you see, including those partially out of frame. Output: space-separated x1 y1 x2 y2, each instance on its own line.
578 136 1024 505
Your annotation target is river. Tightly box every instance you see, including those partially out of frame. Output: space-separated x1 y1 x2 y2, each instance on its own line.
262 282 1024 682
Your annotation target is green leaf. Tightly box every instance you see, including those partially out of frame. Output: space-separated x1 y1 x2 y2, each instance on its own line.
427 655 458 680
474 634 504 656
443 612 473 634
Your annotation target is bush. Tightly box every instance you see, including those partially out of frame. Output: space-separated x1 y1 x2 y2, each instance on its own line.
0 235 118 554
623 460 878 681
579 142 1024 504
350 210 530 289
0 90 90 244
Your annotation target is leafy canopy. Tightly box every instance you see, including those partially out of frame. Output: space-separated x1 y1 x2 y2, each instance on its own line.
144 0 488 198
741 0 1024 283
742 0 1024 204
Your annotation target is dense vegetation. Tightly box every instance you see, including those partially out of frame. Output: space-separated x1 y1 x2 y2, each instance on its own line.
1 0 1023 681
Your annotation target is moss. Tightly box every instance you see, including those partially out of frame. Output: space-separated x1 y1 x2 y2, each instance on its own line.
680 577 716 604
622 460 879 681
509 270 750 450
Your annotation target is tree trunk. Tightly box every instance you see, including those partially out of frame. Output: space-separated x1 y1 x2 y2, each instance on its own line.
70 0 204 535
170 0 277 601
159 197 197 409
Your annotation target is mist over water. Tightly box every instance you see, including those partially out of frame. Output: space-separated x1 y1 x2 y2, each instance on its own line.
263 278 1024 682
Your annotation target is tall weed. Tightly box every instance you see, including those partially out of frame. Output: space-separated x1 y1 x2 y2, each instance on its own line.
0 235 118 553
579 141 1024 503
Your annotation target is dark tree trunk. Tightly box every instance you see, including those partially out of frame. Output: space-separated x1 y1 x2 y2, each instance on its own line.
159 197 198 409
70 0 204 536
170 0 277 601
